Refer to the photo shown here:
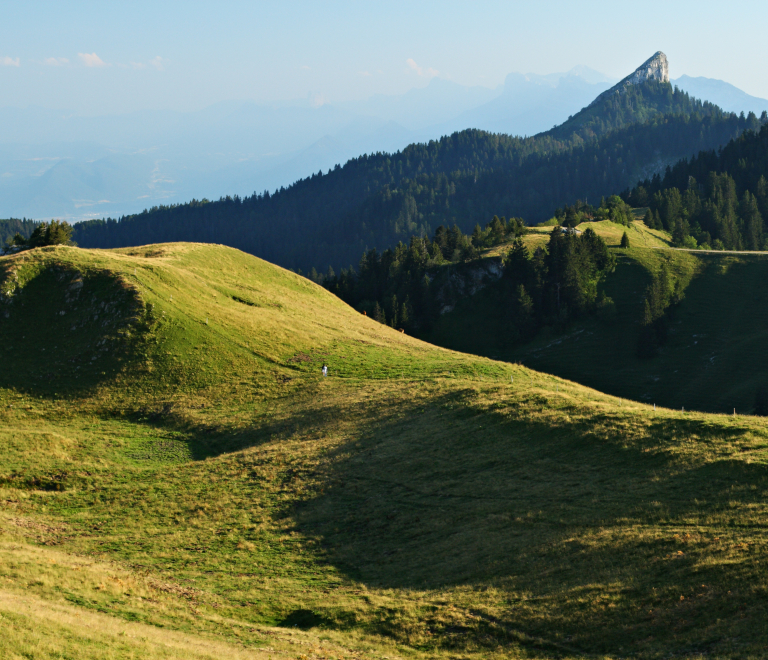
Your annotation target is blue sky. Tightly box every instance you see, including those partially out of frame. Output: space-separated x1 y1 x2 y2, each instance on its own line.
3 0 768 114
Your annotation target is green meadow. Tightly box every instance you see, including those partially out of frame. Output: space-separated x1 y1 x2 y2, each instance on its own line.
429 218 768 415
2 242 768 659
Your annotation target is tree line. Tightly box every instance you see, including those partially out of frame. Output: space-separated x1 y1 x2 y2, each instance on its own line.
626 122 768 250
321 216 615 349
552 195 635 228
2 220 75 254
0 218 40 251
70 81 754 273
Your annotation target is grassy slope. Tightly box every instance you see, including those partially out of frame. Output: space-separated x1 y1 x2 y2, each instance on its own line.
429 219 768 414
2 243 768 658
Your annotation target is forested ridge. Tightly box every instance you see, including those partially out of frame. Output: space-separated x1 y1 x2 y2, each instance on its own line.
0 218 40 247
71 81 754 272
626 123 768 250
322 216 616 349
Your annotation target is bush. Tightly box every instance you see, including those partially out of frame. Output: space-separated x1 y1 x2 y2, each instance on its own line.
4 220 76 254
683 235 698 249
596 292 617 322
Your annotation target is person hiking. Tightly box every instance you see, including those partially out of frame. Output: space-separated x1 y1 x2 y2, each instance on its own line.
321 364 328 377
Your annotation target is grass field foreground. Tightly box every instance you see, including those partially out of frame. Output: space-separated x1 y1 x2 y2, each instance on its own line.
2 243 768 658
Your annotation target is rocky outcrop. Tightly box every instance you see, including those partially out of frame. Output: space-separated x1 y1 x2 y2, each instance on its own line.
590 52 669 106
434 258 504 315
626 51 669 84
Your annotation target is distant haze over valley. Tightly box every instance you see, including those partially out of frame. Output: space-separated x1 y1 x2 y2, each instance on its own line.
1 64 766 223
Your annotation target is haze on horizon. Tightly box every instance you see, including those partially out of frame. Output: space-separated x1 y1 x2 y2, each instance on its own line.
3 0 768 114
3 0 768 224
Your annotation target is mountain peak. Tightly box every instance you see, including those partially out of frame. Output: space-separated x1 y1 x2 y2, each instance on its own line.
590 52 669 106
627 51 669 84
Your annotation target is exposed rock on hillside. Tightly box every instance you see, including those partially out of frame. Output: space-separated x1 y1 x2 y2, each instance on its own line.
434 258 504 315
590 51 669 106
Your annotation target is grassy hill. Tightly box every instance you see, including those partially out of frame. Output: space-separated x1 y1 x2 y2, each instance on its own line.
424 218 768 415
3 243 768 658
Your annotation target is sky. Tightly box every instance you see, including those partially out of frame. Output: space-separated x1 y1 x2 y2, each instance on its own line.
2 0 768 115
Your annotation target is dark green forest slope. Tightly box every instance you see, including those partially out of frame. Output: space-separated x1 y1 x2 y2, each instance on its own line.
72 79 758 272
627 123 768 250
0 218 39 247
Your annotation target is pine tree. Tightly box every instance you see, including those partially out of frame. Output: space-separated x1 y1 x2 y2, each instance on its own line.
447 225 463 261
756 175 768 220
620 231 630 248
46 220 75 246
27 222 48 248
564 206 579 227
372 301 385 324
388 294 398 327
489 215 505 242
740 191 764 250
516 284 534 331
399 300 410 328
471 224 484 247
504 238 531 284
671 217 690 246
643 209 654 228
433 226 448 258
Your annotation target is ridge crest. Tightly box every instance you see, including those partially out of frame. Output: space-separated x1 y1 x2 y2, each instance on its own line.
589 51 669 106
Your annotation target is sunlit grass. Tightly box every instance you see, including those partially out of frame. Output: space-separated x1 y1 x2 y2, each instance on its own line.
2 243 768 658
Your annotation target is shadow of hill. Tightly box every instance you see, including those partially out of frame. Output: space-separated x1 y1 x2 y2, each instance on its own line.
16 373 767 658
510 254 768 416
124 375 340 462
0 258 147 397
284 388 768 655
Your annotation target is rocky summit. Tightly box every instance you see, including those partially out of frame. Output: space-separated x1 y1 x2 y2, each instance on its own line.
626 50 669 84
590 51 669 105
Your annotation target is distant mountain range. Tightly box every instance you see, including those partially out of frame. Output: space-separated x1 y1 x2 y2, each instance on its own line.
1 62 767 223
72 53 764 273
673 75 768 116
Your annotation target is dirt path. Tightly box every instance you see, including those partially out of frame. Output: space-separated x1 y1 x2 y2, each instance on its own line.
649 246 768 256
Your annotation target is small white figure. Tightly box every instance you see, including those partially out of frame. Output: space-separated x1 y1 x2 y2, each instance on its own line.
322 365 328 377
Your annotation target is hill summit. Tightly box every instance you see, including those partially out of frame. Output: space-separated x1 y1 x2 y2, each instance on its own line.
590 51 669 106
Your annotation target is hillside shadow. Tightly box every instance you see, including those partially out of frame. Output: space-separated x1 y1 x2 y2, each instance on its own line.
0 263 146 398
289 398 763 587
127 384 344 462
115 382 768 656
278 391 768 654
